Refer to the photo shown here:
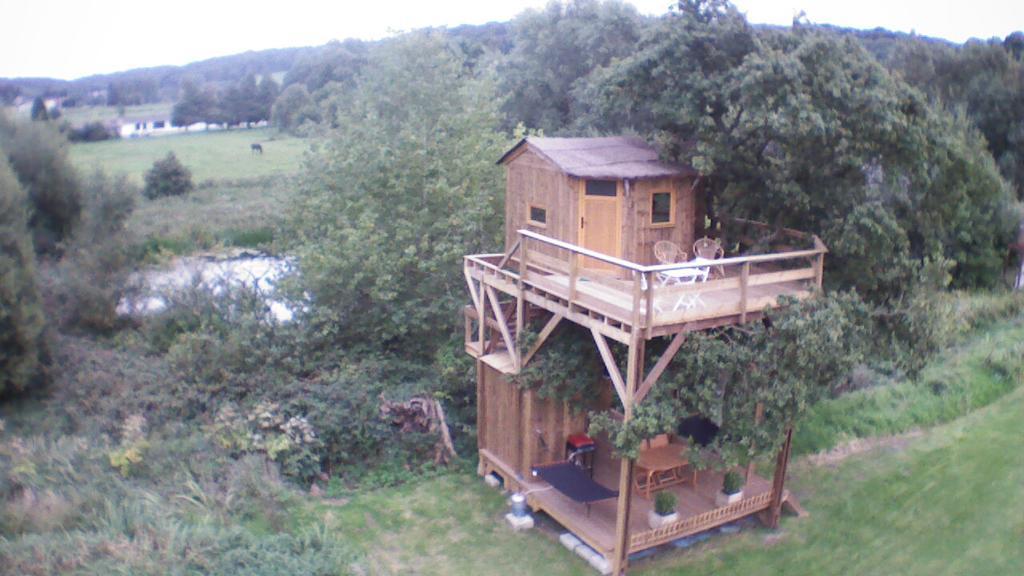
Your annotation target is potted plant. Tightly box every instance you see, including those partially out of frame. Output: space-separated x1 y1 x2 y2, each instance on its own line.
648 491 679 528
716 470 745 507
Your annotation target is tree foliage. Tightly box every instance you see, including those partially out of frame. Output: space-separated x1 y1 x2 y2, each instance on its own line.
500 0 646 133
0 114 82 255
171 80 218 127
143 152 194 200
290 33 509 354
0 158 47 395
588 1 1017 298
886 35 1024 198
30 97 49 121
590 293 871 464
271 84 320 134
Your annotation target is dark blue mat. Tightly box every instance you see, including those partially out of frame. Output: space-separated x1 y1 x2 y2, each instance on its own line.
531 462 618 503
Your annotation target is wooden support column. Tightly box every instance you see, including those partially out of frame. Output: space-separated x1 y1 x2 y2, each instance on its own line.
766 426 794 529
515 240 528 371
520 388 535 478
476 359 485 475
611 336 644 575
739 261 751 323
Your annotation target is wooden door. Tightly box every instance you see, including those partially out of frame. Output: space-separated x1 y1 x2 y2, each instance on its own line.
578 180 621 271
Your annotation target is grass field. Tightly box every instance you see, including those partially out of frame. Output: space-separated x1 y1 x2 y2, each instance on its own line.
68 127 314 254
59 103 174 126
637 384 1024 575
70 127 310 184
127 175 297 255
296 313 1024 575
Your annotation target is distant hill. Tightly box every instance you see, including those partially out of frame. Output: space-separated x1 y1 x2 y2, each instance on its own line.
0 21 514 107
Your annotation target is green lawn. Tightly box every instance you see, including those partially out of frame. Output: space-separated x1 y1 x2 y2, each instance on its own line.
301 315 1024 576
70 127 310 184
302 473 591 576
637 385 1024 575
60 103 173 126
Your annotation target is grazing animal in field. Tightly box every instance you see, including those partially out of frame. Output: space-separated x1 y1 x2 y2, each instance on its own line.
251 143 263 155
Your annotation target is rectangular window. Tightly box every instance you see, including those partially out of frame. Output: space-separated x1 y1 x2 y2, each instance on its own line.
153 120 165 129
651 191 674 226
527 204 547 227
585 180 617 197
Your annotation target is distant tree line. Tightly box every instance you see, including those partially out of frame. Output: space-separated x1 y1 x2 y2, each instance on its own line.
171 74 279 127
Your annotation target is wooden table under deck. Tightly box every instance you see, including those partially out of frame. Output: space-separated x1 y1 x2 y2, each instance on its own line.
634 444 698 499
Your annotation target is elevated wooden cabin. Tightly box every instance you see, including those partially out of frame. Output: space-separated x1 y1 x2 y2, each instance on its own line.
465 137 824 574
498 136 701 268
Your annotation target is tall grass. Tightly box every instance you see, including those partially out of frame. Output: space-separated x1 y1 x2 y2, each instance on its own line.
795 291 1024 455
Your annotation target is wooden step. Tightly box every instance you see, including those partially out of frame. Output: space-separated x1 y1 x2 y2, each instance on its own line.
465 341 484 358
782 492 809 518
480 351 517 375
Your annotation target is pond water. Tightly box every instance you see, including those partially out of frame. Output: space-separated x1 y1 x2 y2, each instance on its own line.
117 249 296 321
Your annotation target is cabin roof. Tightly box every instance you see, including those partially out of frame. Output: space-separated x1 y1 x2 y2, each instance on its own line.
497 136 695 180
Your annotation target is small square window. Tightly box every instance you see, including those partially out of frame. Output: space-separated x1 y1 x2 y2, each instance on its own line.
585 180 617 196
528 205 547 226
651 192 673 225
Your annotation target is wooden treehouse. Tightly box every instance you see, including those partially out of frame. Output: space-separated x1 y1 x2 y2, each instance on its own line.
464 137 825 574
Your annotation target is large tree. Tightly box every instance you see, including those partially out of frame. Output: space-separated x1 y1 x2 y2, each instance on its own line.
290 33 509 353
499 0 647 132
591 0 1017 297
171 80 218 127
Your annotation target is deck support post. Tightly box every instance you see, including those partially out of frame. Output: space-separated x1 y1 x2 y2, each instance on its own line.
611 336 644 575
476 360 485 475
766 426 793 529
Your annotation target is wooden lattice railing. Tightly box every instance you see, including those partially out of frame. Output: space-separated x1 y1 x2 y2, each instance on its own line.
629 491 773 551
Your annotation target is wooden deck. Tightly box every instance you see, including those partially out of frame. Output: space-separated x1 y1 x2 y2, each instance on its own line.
464 229 826 361
480 446 774 559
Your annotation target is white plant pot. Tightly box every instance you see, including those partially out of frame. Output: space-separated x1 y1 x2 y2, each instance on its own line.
715 490 743 507
647 509 679 529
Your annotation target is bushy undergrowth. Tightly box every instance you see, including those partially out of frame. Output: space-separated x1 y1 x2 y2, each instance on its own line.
795 309 1024 454
0 427 358 575
136 281 454 483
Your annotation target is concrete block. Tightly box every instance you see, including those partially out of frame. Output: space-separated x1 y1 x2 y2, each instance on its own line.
719 523 741 534
504 512 534 531
586 553 612 575
559 532 583 552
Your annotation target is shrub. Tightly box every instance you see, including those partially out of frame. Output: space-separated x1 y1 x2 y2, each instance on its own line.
653 490 677 516
0 158 47 395
722 471 744 495
50 171 137 332
0 112 82 254
143 152 193 199
66 121 115 143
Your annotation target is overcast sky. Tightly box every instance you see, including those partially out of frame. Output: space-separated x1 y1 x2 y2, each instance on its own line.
1 0 1021 80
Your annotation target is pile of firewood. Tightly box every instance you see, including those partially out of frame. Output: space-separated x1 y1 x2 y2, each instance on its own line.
380 396 458 465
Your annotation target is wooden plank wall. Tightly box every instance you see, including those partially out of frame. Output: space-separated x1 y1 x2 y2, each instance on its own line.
504 149 578 260
623 177 698 265
481 365 522 472
525 393 588 467
480 364 588 475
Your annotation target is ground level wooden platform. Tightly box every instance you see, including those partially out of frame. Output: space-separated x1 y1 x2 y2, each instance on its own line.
480 447 775 560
